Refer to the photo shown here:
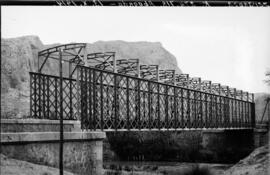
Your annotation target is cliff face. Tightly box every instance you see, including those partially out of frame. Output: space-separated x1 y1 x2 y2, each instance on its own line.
1 36 182 118
1 36 43 118
87 40 182 73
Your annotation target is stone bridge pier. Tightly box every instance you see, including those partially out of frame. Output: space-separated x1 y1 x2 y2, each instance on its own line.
1 119 106 175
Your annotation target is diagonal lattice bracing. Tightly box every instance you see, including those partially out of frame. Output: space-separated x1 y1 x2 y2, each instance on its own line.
31 44 256 131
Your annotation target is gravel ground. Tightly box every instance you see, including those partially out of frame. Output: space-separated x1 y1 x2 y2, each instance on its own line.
0 154 75 175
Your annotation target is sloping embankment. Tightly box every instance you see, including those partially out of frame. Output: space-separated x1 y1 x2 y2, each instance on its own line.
224 145 269 175
0 154 75 175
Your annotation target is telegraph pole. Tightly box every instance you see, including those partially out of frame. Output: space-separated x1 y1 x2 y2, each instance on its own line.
59 48 64 175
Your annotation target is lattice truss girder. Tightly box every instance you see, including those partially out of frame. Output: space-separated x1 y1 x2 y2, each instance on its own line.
38 43 253 102
77 64 254 131
31 43 256 131
86 51 253 100
30 73 78 120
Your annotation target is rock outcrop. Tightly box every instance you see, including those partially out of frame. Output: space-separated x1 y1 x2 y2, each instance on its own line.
87 40 182 73
224 145 269 175
1 36 182 118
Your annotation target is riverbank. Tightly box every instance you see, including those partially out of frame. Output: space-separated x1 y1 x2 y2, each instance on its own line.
104 145 269 175
104 161 231 175
1 145 268 175
224 145 269 175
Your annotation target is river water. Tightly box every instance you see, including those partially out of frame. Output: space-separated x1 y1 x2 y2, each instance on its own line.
104 161 232 175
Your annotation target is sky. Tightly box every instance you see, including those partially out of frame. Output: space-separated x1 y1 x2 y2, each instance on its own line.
2 7 270 93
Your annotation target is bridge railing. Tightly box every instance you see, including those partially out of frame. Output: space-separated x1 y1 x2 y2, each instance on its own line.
29 66 255 130
77 65 255 130
30 72 78 120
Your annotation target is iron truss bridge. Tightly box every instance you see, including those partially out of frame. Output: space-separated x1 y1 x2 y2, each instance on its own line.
30 43 256 131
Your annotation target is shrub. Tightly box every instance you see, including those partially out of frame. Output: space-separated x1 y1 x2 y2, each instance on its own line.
183 165 213 175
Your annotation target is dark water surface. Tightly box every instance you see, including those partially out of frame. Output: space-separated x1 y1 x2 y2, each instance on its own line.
104 161 232 175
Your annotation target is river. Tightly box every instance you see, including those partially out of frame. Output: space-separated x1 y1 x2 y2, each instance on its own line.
104 161 232 175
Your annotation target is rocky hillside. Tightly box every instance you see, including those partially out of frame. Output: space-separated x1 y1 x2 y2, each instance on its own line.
1 35 182 118
224 145 269 175
87 40 182 73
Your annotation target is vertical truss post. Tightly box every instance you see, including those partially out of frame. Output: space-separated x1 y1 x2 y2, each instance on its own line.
156 66 160 82
34 74 37 118
172 71 176 85
174 86 177 129
187 89 190 128
247 92 249 127
233 88 237 127
231 88 234 128
218 84 221 128
82 68 88 126
114 74 118 130
88 69 92 129
252 93 255 127
42 76 46 119
93 71 97 130
137 60 140 78
251 92 255 127
245 92 248 127
126 77 130 130
137 79 141 130
226 86 230 128
240 90 243 127
30 74 33 118
194 90 197 128
113 54 117 73
204 89 207 128
100 72 104 130
76 66 80 123
187 75 190 128
237 90 241 128
84 47 88 67
209 82 213 128
205 82 210 128
69 61 72 78
251 101 256 128
69 62 73 119
55 77 58 119
165 85 169 129
38 73 41 119
181 88 184 128
148 81 152 129
38 54 40 73
199 78 202 128
157 84 160 130
187 74 190 88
